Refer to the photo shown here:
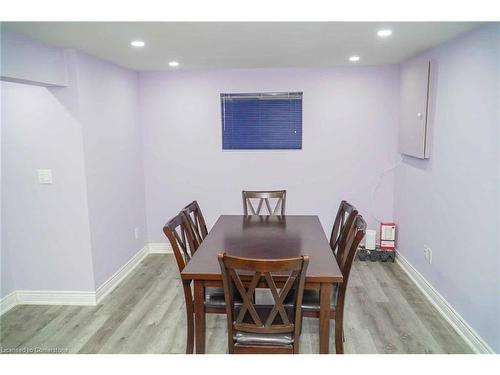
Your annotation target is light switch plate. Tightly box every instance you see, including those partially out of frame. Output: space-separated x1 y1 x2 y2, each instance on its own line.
37 169 53 184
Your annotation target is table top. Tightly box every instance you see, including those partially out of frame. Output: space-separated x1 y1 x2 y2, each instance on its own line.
181 215 343 283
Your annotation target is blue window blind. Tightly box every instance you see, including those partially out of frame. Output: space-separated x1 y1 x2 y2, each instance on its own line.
221 92 302 150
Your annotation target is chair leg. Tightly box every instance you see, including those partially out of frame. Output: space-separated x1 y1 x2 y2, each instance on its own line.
335 312 344 354
185 308 194 354
183 284 194 354
335 323 344 353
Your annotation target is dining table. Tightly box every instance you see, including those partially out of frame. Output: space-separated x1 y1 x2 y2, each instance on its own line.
181 214 343 354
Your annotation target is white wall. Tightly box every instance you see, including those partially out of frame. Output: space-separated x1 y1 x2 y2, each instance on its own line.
139 66 400 243
394 24 500 352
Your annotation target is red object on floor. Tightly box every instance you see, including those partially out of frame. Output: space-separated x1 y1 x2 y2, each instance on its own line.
380 222 396 250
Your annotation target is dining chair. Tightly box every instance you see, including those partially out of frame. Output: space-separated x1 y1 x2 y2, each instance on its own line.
181 200 208 245
242 190 286 216
163 213 232 354
330 200 358 263
286 214 366 354
218 252 309 354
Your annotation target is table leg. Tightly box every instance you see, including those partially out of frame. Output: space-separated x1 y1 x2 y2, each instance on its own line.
194 280 205 354
319 282 331 354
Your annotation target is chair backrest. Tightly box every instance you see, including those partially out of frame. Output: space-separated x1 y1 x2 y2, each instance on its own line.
337 214 366 289
242 190 286 216
218 253 308 341
181 200 208 245
163 213 199 273
330 200 358 261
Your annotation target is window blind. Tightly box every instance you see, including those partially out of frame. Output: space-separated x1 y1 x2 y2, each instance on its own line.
221 92 302 150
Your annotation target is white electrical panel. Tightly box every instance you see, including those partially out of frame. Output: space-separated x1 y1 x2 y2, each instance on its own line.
399 60 432 159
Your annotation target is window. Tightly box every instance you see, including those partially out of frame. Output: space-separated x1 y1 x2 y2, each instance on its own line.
221 92 302 150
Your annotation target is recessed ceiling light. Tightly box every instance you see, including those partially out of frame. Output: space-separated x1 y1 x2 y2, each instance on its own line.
130 40 145 48
168 61 180 67
377 29 393 38
349 55 360 62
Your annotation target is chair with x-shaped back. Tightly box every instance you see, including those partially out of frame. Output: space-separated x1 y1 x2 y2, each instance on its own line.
330 200 358 263
242 190 286 216
163 213 233 354
218 252 309 354
285 214 366 354
181 200 208 245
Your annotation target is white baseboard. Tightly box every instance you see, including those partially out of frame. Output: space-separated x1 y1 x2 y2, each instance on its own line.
396 251 495 354
0 243 172 315
16 290 96 306
1 288 96 315
147 242 173 254
95 245 150 303
0 291 18 315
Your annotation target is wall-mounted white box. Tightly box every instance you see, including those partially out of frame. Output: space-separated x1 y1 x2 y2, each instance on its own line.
399 60 432 159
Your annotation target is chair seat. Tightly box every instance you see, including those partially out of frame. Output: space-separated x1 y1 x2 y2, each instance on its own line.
284 284 339 311
233 331 293 346
205 287 242 308
233 305 295 346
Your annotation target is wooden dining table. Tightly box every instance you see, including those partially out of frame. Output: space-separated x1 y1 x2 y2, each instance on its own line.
181 214 343 354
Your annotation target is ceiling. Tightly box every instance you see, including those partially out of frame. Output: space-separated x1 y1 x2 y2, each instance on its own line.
2 22 482 71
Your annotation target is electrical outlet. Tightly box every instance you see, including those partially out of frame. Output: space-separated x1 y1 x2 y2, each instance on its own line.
424 246 432 264
134 227 140 240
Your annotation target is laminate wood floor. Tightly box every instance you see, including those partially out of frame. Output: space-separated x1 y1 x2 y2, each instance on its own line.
0 254 473 354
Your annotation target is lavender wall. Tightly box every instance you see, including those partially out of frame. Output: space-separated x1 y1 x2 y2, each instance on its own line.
0 29 68 87
1 81 95 295
2 26 497 353
139 66 400 243
394 24 500 352
1 31 95 298
74 52 147 288
0 33 3 297
1 32 148 296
